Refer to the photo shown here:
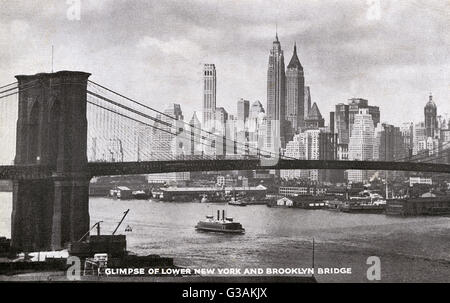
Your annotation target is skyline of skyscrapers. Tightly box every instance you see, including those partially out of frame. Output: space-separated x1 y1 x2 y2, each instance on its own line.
193 33 446 184
51 26 448 188
189 34 447 185
122 30 448 185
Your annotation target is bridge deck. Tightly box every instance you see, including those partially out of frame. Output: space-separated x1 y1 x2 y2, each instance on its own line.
1 159 449 180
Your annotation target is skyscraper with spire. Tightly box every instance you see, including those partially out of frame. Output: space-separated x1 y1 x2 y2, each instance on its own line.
266 32 286 149
424 93 437 138
286 42 305 135
305 102 325 129
189 111 202 155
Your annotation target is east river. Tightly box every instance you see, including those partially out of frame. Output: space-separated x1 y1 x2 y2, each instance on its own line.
1 192 449 282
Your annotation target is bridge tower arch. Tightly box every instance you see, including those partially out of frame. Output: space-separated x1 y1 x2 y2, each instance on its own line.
11 71 91 251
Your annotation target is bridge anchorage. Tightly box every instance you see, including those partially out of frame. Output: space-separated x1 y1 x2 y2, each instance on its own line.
1 70 450 252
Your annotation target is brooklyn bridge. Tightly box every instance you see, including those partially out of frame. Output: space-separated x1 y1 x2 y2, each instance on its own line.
0 71 449 252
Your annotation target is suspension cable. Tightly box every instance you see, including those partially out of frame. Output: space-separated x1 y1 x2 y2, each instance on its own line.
86 100 246 160
86 90 271 158
87 80 280 158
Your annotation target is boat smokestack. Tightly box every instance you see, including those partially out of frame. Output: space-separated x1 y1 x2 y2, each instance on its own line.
217 210 220 221
222 210 225 221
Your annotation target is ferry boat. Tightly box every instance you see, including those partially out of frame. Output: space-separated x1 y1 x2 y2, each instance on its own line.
195 210 245 234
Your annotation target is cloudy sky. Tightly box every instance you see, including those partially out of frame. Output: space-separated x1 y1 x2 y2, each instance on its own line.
0 0 449 125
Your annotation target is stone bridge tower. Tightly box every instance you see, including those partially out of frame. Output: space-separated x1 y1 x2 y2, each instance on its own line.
11 71 91 251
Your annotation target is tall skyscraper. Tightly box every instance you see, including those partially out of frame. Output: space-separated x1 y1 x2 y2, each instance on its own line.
189 111 201 128
319 131 340 183
348 98 380 136
203 64 217 128
400 122 414 157
147 103 190 183
377 123 407 161
266 33 286 149
214 107 228 135
155 103 184 157
248 100 265 134
373 124 382 161
250 100 265 117
248 101 265 151
304 86 311 120
164 103 184 121
281 133 308 180
236 98 250 152
424 94 437 138
347 108 375 183
189 111 202 155
237 98 250 124
286 43 305 134
281 128 337 182
412 121 426 155
334 103 350 144
329 112 335 134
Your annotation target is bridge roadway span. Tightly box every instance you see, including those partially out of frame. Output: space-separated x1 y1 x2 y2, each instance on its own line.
1 159 449 180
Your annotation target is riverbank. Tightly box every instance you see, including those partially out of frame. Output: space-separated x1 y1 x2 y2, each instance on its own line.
1 193 450 282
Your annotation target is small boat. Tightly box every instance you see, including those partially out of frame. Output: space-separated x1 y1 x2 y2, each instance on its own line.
228 197 247 206
199 194 228 203
339 197 386 214
110 186 133 200
228 189 247 206
267 196 294 208
195 210 245 234
339 202 385 213
132 190 150 200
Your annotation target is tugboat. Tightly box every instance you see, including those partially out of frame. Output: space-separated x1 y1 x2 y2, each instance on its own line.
228 197 247 206
228 189 247 206
195 210 245 234
200 193 228 203
132 190 150 200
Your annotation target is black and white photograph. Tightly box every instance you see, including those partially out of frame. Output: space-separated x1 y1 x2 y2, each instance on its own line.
0 0 449 291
